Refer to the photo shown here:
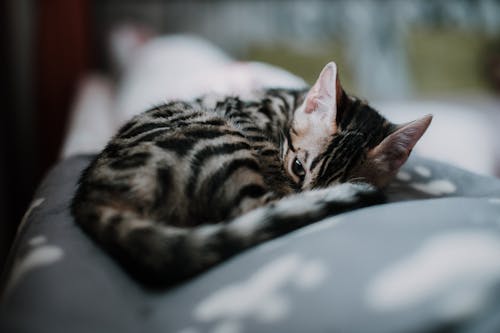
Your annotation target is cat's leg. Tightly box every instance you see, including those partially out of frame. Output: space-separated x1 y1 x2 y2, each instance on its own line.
186 183 385 278
211 182 385 246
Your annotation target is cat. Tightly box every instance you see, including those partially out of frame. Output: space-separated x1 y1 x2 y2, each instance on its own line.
71 62 432 286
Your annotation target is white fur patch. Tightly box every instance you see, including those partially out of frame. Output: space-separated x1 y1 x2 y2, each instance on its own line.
396 171 411 181
278 196 317 212
195 254 328 328
410 179 457 196
229 208 266 236
414 165 431 178
366 231 500 320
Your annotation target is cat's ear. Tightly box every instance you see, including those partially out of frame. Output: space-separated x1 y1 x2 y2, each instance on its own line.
303 62 343 130
368 115 432 173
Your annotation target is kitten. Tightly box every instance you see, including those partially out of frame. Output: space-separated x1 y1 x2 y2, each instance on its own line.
71 62 431 285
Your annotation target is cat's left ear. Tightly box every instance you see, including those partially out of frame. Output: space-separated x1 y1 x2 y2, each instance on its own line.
303 62 343 131
368 115 433 173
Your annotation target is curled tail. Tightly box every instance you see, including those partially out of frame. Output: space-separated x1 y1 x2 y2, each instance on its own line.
72 182 384 286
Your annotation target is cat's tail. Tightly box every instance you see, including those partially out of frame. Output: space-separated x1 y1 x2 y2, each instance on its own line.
73 183 384 287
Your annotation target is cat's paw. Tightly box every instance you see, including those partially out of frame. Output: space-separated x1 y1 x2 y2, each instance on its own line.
349 182 386 206
316 182 386 207
274 182 384 215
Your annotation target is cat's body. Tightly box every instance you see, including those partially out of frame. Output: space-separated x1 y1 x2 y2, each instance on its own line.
72 62 431 285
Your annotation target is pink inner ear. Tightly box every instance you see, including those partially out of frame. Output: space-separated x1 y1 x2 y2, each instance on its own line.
369 115 433 172
304 96 318 114
304 62 338 114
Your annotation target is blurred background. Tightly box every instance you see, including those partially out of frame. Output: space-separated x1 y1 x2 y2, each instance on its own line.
2 0 500 274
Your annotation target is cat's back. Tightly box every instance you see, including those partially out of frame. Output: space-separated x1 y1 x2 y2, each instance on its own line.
73 100 270 227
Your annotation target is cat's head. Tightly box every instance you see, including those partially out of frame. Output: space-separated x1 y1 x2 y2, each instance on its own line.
283 62 432 190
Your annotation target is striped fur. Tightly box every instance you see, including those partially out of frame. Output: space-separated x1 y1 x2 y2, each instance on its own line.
72 62 430 285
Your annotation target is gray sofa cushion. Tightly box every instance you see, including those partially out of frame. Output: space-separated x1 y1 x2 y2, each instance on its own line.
1 155 500 333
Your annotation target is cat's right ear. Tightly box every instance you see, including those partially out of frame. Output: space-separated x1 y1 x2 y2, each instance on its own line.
368 115 433 173
302 62 344 132
348 114 432 189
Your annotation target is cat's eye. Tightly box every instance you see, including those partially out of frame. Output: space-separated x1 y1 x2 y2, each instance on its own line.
291 158 306 181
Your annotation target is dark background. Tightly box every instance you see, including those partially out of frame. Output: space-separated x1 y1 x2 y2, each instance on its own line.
2 0 91 275
2 0 500 275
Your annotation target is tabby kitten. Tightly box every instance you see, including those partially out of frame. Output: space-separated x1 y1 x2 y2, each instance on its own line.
72 62 431 285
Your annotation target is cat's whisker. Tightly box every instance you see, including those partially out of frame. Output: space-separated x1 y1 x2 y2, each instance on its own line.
348 177 368 183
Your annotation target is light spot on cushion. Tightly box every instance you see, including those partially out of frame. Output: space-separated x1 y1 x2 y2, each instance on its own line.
195 254 328 328
396 171 411 181
254 294 288 322
28 235 47 246
414 165 431 178
410 179 456 196
294 259 328 290
4 245 64 299
17 198 45 235
365 231 500 320
195 254 297 322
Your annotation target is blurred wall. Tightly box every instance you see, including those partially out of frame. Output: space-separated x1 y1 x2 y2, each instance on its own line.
0 0 9 278
93 0 500 99
36 0 91 176
1 0 37 277
1 0 90 275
